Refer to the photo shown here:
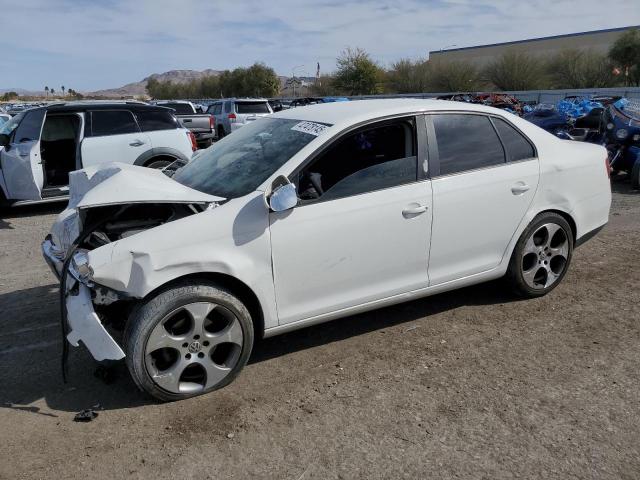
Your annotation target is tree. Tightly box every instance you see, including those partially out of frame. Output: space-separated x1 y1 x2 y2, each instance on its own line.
547 49 617 88
484 50 547 90
44 86 49 97
61 85 65 97
333 47 384 95
50 88 56 96
386 58 430 93
428 60 481 92
609 28 640 86
310 75 339 96
2 91 19 101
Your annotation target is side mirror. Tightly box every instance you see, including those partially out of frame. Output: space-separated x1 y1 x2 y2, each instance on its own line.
266 175 297 212
0 134 9 147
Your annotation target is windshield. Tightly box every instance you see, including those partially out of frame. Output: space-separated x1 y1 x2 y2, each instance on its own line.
0 112 24 136
173 117 327 198
236 102 271 114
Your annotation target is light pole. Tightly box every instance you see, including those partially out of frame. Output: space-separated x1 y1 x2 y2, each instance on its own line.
291 64 304 98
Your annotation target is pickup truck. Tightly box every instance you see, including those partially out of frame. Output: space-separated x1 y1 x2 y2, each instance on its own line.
154 101 215 148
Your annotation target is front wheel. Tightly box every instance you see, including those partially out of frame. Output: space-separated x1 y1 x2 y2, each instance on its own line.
506 212 573 298
124 282 254 402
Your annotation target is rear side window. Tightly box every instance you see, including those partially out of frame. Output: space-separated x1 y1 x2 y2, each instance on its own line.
210 104 222 115
432 114 504 175
13 109 45 142
492 118 535 162
136 110 179 132
224 101 232 113
91 110 139 136
235 102 270 114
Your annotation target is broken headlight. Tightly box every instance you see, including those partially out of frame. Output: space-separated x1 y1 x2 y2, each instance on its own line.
70 250 94 285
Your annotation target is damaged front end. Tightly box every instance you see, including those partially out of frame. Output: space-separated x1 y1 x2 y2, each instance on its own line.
42 163 224 365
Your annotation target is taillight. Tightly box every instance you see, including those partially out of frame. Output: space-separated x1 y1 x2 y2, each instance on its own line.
605 155 611 178
209 115 215 129
187 131 197 152
228 113 236 122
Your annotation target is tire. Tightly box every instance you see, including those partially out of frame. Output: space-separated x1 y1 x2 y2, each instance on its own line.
632 158 640 190
506 212 574 298
199 139 213 149
124 282 254 402
145 158 173 169
217 126 225 139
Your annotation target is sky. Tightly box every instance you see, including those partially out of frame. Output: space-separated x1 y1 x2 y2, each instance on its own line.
0 0 639 92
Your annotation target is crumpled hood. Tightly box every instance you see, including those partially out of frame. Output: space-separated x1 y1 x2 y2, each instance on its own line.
49 162 225 255
68 162 225 209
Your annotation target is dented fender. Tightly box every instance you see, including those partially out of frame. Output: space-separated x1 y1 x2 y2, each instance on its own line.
86 192 280 330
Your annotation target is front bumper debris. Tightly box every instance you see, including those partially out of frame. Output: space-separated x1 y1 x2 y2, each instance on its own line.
42 237 63 280
65 283 125 361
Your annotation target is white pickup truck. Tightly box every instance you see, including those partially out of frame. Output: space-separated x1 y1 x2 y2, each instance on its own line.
0 101 196 205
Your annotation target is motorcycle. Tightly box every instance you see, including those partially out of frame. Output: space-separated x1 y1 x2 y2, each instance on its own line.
602 98 640 188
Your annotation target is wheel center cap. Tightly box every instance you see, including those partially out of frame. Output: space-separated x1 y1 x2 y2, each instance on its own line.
188 341 202 353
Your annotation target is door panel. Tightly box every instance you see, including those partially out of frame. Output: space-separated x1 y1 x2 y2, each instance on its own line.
269 181 432 324
429 160 539 285
81 132 151 167
0 109 45 200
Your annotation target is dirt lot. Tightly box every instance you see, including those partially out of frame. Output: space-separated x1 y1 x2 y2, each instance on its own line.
0 182 639 480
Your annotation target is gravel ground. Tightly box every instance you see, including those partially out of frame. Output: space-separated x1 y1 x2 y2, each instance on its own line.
0 181 639 480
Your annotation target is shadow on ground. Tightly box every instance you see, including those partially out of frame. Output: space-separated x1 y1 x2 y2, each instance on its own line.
0 279 519 414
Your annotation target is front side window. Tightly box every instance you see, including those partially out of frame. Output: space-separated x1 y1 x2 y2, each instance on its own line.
91 110 139 136
173 118 324 199
11 109 45 143
492 118 535 162
297 118 417 202
136 110 179 132
432 114 505 176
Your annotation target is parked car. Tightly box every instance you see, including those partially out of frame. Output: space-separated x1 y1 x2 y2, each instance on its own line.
0 113 10 127
0 101 197 205
154 101 215 148
206 98 273 138
43 99 611 401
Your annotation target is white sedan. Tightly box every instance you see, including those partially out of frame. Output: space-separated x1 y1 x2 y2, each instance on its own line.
43 99 611 401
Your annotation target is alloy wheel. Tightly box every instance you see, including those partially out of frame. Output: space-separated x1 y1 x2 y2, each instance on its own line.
521 222 570 290
144 302 244 394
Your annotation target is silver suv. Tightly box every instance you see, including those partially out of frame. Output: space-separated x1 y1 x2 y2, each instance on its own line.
206 98 273 138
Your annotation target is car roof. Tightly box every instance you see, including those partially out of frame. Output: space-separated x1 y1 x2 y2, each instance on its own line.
272 98 512 126
212 98 268 103
28 101 173 114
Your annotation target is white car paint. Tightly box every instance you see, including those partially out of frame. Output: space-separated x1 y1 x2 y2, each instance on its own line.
44 99 611 362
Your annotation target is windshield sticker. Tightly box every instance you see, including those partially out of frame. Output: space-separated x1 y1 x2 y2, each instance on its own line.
291 121 329 136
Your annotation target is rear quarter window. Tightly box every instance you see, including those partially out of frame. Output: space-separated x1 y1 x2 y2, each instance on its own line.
492 118 536 162
136 110 179 132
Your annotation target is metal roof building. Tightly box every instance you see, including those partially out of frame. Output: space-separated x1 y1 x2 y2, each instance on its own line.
429 26 639 66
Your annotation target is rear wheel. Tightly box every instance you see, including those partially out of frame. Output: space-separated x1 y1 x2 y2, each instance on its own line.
506 212 573 298
125 282 254 402
632 158 640 190
217 126 225 139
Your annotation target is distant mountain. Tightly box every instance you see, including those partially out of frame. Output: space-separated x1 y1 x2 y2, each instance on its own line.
88 69 222 98
0 87 44 96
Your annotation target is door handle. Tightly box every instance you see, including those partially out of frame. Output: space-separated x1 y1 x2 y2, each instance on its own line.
511 183 530 195
129 140 145 147
402 204 428 217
